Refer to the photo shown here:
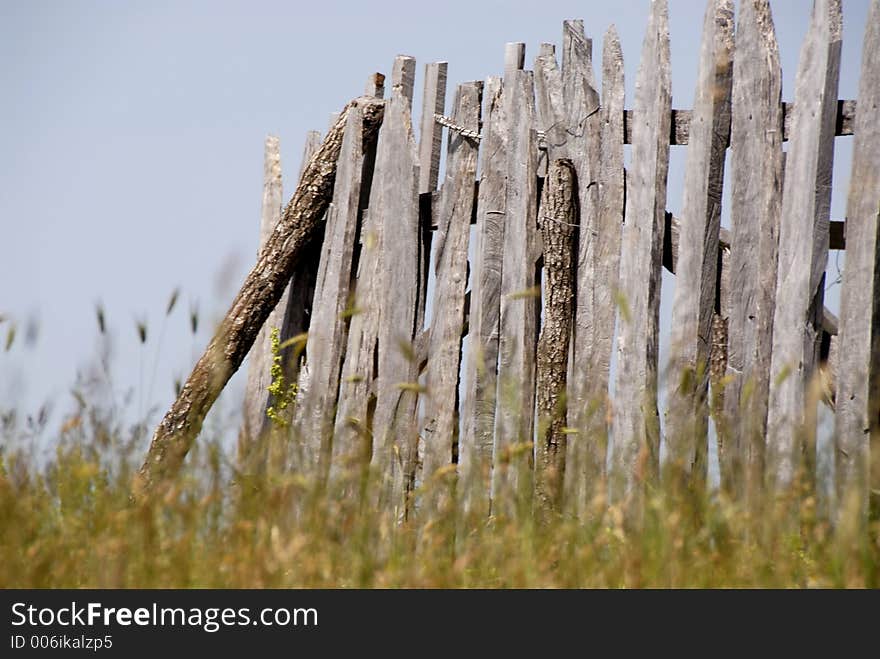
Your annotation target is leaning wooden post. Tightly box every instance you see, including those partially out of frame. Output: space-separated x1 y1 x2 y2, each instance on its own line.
135 95 386 498
611 0 671 505
834 0 880 523
665 0 733 488
766 0 841 494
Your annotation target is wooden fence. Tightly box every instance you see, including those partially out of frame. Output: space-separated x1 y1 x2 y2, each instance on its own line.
241 0 880 518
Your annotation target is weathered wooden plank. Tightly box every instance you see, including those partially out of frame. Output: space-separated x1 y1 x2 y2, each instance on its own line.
622 99 855 145
493 67 538 515
416 63 448 338
835 0 880 519
767 0 842 493
611 0 671 503
719 0 784 502
665 0 734 487
418 63 448 195
504 42 526 78
565 24 623 517
370 56 421 519
562 19 595 107
535 159 576 514
297 107 365 480
242 135 284 449
459 76 507 520
420 82 481 513
332 207 381 483
331 78 386 482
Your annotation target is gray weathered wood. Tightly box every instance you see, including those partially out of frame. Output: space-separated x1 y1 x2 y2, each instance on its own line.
365 72 386 98
493 67 538 515
767 0 842 493
459 76 507 520
622 99 855 145
721 0 784 502
242 135 284 449
562 20 594 110
420 82 481 513
331 78 386 485
665 0 734 486
297 108 365 480
535 158 576 514
565 24 624 517
416 63 449 341
370 56 421 519
834 0 880 519
504 42 526 79
534 42 564 176
419 62 449 194
332 207 381 484
611 0 671 503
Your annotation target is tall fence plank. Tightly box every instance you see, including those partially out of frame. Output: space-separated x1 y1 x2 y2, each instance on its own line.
665 0 734 486
565 24 624 517
297 107 365 479
611 0 671 503
416 62 449 336
331 78 385 488
459 76 507 519
493 66 538 514
242 135 284 450
767 0 842 492
370 55 421 518
504 42 526 79
722 0 783 502
420 81 482 512
835 0 880 519
418 62 449 195
332 209 381 485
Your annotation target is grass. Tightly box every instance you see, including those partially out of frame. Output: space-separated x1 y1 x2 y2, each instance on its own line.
1 411 877 588
1 296 877 589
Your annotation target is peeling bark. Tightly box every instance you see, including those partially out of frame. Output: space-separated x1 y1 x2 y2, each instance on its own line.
535 159 576 513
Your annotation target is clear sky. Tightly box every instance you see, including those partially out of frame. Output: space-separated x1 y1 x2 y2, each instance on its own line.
0 0 871 462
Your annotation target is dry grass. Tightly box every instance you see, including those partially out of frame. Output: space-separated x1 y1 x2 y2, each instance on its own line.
1 416 877 588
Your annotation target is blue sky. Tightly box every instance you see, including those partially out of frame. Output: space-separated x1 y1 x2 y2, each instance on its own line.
0 0 871 457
